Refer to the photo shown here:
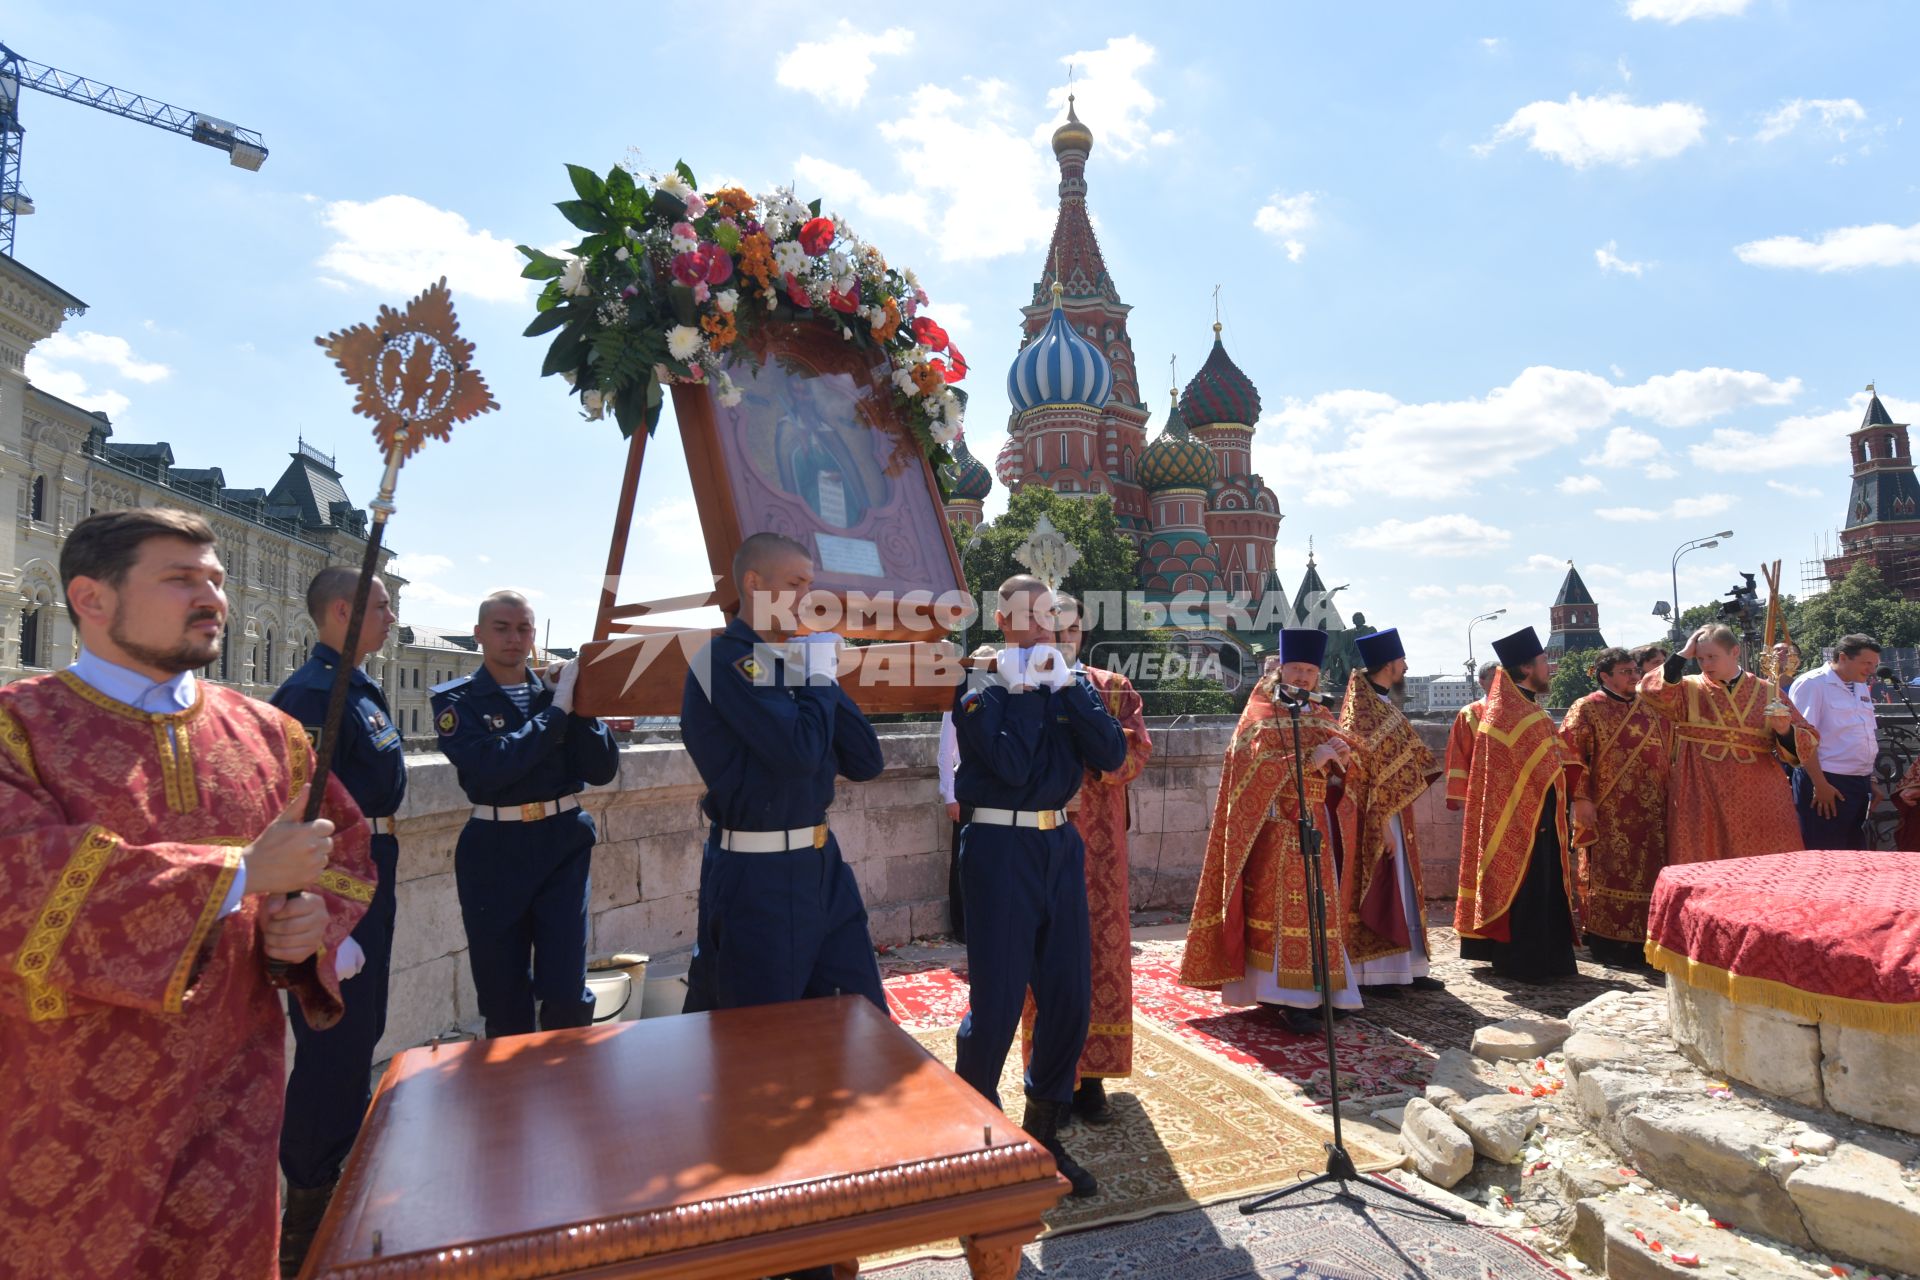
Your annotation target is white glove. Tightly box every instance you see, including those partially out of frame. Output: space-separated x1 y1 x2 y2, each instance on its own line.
550 658 581 714
335 935 366 981
794 633 843 681
1026 644 1073 690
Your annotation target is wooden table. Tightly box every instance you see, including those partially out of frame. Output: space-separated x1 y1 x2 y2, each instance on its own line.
300 996 1066 1279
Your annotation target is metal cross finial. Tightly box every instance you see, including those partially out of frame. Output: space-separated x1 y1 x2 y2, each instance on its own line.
1868 381 1877 394
1307 533 1315 563
1014 513 1081 594
1169 353 1178 398
1213 284 1222 324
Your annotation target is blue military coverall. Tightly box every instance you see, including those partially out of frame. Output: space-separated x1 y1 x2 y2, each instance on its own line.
679 617 887 1012
953 661 1126 1109
432 666 621 1037
273 642 405 1192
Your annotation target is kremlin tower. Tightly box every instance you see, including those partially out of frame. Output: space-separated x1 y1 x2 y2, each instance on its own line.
1823 384 1920 598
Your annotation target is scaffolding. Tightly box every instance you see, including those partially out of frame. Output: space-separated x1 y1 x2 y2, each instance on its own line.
1800 529 1837 599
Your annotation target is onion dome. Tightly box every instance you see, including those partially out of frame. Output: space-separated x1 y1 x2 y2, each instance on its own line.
943 436 993 502
1007 283 1113 414
1138 390 1217 492
994 433 1023 487
1052 95 1094 158
1180 323 1262 428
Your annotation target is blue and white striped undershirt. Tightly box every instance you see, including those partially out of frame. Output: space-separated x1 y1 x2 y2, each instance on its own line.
500 681 534 715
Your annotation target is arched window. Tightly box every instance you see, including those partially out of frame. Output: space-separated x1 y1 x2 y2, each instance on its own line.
263 630 275 679
29 476 45 523
19 606 42 669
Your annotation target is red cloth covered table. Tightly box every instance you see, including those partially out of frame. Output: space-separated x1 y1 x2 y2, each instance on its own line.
1645 850 1920 1033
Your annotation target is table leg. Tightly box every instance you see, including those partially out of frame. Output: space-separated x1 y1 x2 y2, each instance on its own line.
962 1224 1037 1280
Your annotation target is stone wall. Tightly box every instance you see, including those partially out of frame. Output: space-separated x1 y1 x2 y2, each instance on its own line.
377 716 1464 1062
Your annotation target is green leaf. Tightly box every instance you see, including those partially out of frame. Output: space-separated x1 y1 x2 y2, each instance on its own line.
523 306 570 337
517 245 567 280
712 221 741 253
542 329 585 377
808 197 822 218
607 165 635 200
674 160 698 189
651 190 686 225
613 387 642 439
668 283 698 327
566 164 606 204
556 199 611 233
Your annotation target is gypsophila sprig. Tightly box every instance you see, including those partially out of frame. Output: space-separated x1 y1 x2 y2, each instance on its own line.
517 161 965 477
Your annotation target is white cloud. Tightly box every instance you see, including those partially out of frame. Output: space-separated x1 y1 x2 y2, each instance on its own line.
1691 389 1920 473
1411 584 1452 600
1479 93 1706 168
1596 493 1736 522
318 195 528 303
1480 37 1505 52
23 329 174 419
1253 192 1317 262
1585 426 1665 468
1347 514 1513 558
1735 221 1920 272
1627 0 1751 21
775 22 914 109
1645 461 1679 480
872 82 1057 261
1755 97 1866 144
1303 486 1353 507
32 331 170 383
1256 363 1799 500
23 363 128 418
1042 36 1173 161
792 154 932 232
1767 479 1822 499
388 553 454 580
1595 240 1650 276
1558 474 1607 494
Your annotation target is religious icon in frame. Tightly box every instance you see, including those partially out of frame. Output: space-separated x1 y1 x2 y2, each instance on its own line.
676 320 969 642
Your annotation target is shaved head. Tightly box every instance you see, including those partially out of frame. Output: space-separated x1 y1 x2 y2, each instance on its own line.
732 532 810 587
305 565 360 622
994 574 1055 647
477 589 533 625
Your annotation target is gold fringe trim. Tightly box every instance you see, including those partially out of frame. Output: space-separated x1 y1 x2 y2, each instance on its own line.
1644 940 1920 1035
15 826 118 1022
317 867 375 905
0 705 40 784
166 846 242 1013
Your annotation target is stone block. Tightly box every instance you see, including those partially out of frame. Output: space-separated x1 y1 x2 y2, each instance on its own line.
593 892 697 960
1574 1068 1685 1152
376 953 460 1062
1562 1031 1637 1079
589 839 642 914
1819 1021 1920 1136
1785 1135 1920 1275
389 872 467 972
1452 1094 1540 1164
1573 1194 1798 1280
1161 797 1209 834
1616 1108 1812 1247
1423 1047 1503 1117
909 899 956 941
1471 1015 1572 1062
1720 1002 1823 1108
869 904 913 949
1568 989 1640 1035
865 805 938 858
636 830 704 902
1399 1097 1475 1188
883 853 950 908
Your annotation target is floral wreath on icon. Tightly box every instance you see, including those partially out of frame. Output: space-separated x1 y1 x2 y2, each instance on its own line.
518 160 966 477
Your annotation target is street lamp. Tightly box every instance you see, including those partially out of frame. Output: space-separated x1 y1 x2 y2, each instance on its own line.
1669 530 1735 644
1465 608 1507 684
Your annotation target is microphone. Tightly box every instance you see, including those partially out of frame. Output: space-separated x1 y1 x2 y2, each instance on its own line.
1271 682 1318 706
1879 666 1898 683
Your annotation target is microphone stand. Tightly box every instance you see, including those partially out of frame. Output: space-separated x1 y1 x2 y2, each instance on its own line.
1240 687 1463 1221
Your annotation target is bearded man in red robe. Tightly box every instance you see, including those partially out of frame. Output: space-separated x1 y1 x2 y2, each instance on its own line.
0 509 373 1279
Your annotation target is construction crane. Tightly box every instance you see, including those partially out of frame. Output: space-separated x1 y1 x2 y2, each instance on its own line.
0 40 268 257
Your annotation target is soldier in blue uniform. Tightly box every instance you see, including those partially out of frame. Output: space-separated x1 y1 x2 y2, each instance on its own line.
274 567 405 1275
432 590 621 1039
679 531 886 1015
952 574 1126 1198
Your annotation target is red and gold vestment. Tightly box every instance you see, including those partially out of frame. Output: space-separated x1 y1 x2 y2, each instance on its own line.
1337 672 1440 964
1559 690 1669 943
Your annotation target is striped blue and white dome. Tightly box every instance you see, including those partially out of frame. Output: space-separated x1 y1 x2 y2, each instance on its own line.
1007 293 1113 415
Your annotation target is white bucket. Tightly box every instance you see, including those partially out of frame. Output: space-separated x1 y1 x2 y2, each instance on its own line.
586 953 650 1023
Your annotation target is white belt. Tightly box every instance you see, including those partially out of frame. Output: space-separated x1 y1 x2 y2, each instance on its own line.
369 815 398 835
471 796 581 822
717 823 828 853
969 807 1069 831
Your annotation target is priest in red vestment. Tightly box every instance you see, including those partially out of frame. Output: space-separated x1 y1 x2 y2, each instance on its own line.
1635 624 1817 866
1020 595 1152 1125
1182 629 1362 1035
1559 647 1669 969
1340 628 1445 996
1455 628 1581 982
0 510 373 1279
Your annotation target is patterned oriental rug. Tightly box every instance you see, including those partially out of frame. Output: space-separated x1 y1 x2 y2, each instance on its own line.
868 1175 1571 1279
867 1018 1399 1264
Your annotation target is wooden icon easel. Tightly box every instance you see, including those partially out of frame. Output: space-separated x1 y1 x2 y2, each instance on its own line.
572 325 969 718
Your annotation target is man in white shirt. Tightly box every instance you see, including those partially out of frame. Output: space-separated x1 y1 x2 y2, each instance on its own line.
1788 633 1883 849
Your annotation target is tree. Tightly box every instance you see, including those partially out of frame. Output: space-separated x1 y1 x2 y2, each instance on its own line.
1548 649 1602 709
1793 562 1920 653
952 488 1141 655
1139 670 1239 718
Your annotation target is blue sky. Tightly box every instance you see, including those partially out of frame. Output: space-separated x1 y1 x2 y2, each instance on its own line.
15 0 1918 673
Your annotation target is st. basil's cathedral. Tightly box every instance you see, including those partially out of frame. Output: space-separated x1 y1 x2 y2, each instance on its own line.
941 99 1350 667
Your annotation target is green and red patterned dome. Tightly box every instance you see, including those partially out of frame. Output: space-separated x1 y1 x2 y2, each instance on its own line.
1180 324 1262 428
1138 394 1217 492
943 435 993 502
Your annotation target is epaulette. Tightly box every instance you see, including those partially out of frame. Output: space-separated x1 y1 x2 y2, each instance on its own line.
430 674 474 698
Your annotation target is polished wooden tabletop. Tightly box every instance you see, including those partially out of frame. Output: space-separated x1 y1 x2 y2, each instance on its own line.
305 995 1057 1276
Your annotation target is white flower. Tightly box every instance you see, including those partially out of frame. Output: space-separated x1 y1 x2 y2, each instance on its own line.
667 325 704 362
581 389 606 420
657 172 694 201
930 416 959 445
716 289 738 314
892 367 917 395
561 370 577 387
614 246 630 263
904 268 921 289
772 240 808 278
940 389 963 424
717 373 743 408
560 257 591 297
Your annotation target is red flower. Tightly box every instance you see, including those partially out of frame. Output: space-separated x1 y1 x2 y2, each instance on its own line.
701 244 733 285
784 272 812 309
912 316 950 352
671 244 733 288
944 342 968 382
798 217 836 256
828 280 860 313
925 357 950 383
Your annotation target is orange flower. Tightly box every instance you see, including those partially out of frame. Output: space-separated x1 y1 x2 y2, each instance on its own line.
712 187 755 219
871 296 901 342
910 361 944 397
738 232 775 289
701 309 738 349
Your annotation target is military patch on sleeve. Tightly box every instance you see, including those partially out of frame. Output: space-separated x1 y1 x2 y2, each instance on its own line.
303 725 324 754
962 690 982 714
436 707 458 736
733 653 766 683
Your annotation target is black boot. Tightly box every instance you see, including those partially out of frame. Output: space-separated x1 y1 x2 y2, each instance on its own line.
1358 982 1404 999
1072 1077 1115 1125
1021 1095 1098 1198
279 1178 337 1278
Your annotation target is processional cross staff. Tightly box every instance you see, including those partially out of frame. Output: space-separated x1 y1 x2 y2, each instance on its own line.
268 279 496 985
